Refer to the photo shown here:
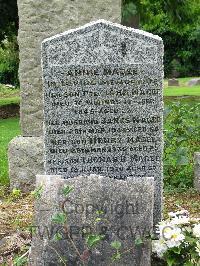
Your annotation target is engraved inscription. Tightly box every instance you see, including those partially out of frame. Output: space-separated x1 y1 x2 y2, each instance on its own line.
43 65 163 179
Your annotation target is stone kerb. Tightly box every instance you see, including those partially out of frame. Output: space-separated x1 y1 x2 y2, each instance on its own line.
29 174 154 266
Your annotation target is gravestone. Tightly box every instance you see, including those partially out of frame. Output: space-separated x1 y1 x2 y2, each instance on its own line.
168 78 179 86
194 152 200 192
17 0 121 136
187 78 200 87
42 20 164 225
9 0 121 192
30 174 154 265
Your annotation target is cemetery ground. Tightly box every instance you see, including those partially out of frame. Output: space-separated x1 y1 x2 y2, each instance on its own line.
0 77 200 264
0 85 19 107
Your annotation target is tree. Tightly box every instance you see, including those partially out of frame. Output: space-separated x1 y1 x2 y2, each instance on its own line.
122 0 200 77
122 0 141 28
0 0 19 85
122 0 196 29
0 0 18 43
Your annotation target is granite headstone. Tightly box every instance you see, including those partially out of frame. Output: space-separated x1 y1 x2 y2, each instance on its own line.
41 20 164 225
8 0 121 192
29 175 154 265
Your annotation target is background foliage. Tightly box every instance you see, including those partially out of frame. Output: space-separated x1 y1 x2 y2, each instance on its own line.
164 101 200 190
122 0 200 77
0 0 18 43
0 36 19 86
0 0 18 85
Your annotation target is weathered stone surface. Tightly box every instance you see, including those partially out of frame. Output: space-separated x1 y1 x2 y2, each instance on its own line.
17 0 121 136
168 78 179 86
8 136 44 192
187 78 200 87
29 175 154 266
42 20 163 225
194 152 200 191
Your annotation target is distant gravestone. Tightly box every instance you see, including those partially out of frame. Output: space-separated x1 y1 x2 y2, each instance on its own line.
194 152 200 192
168 78 179 86
187 78 200 87
41 20 164 225
30 175 154 265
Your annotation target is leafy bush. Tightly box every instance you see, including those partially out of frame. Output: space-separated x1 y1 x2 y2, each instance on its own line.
164 101 200 190
0 36 19 86
155 24 200 77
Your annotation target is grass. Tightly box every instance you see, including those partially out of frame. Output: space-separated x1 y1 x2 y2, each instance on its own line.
0 117 20 185
164 96 200 105
0 96 20 106
163 77 200 97
163 189 200 219
164 86 200 96
0 84 20 106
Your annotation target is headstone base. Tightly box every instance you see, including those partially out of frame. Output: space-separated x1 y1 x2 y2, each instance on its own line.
30 174 154 266
8 136 44 192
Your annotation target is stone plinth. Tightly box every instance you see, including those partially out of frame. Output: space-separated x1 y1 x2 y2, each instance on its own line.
8 136 44 192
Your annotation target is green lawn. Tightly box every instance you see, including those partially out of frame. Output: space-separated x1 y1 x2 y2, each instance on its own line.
163 77 200 96
0 84 20 106
0 117 20 185
164 96 200 106
164 86 200 96
0 96 20 106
